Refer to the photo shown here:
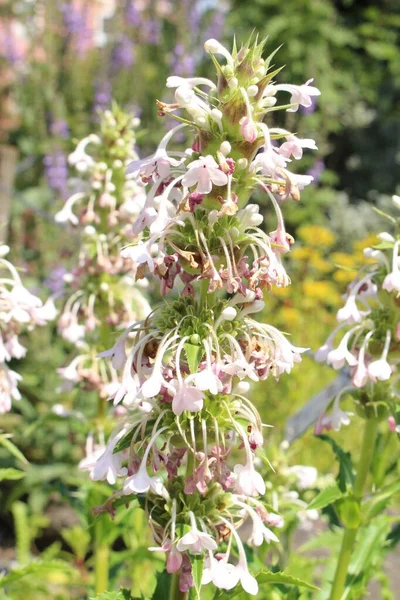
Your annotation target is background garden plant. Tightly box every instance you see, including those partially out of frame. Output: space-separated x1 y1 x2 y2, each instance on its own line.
0 1 399 599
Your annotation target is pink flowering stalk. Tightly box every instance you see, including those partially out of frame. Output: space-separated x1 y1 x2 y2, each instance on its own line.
55 106 150 402
88 38 319 596
0 245 56 413
315 194 400 432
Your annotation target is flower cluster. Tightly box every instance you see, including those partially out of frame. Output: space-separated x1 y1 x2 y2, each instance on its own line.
0 245 55 413
315 195 400 432
55 106 150 399
84 38 319 595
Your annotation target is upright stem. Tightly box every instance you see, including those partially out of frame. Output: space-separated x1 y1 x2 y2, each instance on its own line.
329 418 379 600
94 520 109 594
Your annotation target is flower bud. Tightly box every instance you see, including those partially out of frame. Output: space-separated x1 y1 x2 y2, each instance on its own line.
221 307 237 321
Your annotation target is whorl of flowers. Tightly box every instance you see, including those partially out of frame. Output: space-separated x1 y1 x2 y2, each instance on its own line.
55 106 150 398
315 194 400 434
0 245 56 413
85 38 319 595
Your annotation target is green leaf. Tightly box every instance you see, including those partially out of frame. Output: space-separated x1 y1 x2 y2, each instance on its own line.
89 589 139 600
363 477 400 520
0 560 75 587
0 468 26 481
336 495 361 529
307 484 344 511
184 343 204 375
0 434 29 465
191 555 204 600
222 571 319 599
317 435 354 492
372 241 395 250
113 428 134 454
256 571 319 590
152 569 171 600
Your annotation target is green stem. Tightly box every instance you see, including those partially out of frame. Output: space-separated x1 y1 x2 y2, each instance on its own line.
94 521 109 594
329 418 379 600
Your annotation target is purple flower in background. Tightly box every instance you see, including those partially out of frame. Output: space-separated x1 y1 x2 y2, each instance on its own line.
183 0 200 37
125 1 142 27
44 151 69 198
143 19 161 45
50 119 70 140
61 2 91 56
203 10 225 42
170 44 195 77
93 80 112 115
44 266 68 297
307 159 325 183
3 28 20 64
113 36 136 69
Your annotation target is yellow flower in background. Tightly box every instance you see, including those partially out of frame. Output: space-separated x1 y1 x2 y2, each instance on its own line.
333 268 356 284
303 279 341 304
273 286 291 298
331 252 356 269
291 246 315 261
297 225 336 248
280 306 301 327
309 253 331 273
353 234 379 252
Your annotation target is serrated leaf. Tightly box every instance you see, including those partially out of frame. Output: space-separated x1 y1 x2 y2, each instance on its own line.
307 484 344 511
191 555 204 600
256 571 319 590
0 468 26 481
0 434 28 465
317 435 354 492
222 571 319 599
184 343 204 375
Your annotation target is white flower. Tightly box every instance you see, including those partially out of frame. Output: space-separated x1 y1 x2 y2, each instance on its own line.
123 466 165 496
327 329 359 369
287 465 318 489
234 460 265 497
182 155 228 194
202 554 239 590
367 330 392 381
382 241 400 293
90 427 128 485
121 236 157 274
177 512 217 554
237 501 279 546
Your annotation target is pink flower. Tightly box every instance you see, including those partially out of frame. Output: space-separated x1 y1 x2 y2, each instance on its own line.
274 78 321 112
182 155 228 194
171 379 204 416
278 134 317 159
